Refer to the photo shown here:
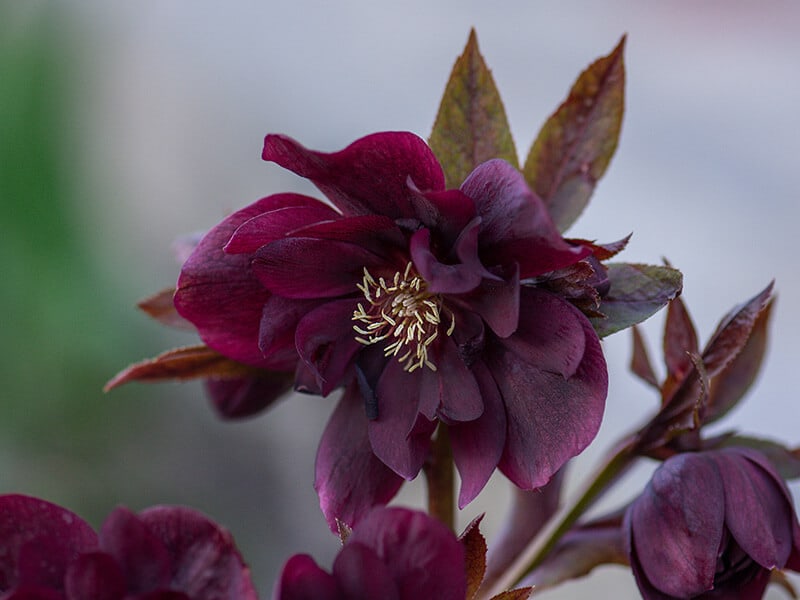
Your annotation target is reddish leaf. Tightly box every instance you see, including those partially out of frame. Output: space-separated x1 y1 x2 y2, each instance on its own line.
104 345 254 391
630 326 659 389
662 296 698 397
489 587 534 600
429 29 518 189
705 298 773 424
701 282 773 381
589 263 682 338
458 514 487 600
524 36 625 232
569 234 631 261
137 287 193 330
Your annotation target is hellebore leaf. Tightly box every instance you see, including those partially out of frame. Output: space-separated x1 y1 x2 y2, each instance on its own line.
701 282 773 381
104 344 257 391
704 296 773 424
458 514 487 600
662 296 699 390
629 326 659 389
137 287 193 330
430 29 518 189
524 36 625 232
589 263 683 338
489 588 534 600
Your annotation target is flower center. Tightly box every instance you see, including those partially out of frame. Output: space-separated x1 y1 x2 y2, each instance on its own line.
352 262 454 372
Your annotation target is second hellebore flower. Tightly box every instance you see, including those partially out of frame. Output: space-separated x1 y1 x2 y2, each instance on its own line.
624 448 800 599
175 132 609 526
273 506 467 600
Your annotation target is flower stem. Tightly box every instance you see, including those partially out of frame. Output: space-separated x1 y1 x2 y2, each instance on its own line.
424 424 455 531
482 442 636 597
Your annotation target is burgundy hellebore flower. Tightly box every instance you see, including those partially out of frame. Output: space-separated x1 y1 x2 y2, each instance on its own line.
0 494 257 600
624 448 800 599
175 132 609 527
273 506 466 600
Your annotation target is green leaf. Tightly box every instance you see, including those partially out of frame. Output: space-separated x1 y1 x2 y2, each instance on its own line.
590 263 682 338
429 29 518 188
524 36 625 232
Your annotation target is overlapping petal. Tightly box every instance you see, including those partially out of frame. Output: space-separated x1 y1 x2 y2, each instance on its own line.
490 289 607 489
262 132 445 219
315 384 404 531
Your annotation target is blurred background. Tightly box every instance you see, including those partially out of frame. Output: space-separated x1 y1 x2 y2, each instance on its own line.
2 1 799 596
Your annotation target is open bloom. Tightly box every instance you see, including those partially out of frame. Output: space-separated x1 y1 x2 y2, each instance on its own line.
175 132 608 527
0 494 257 600
624 448 800 599
273 506 466 600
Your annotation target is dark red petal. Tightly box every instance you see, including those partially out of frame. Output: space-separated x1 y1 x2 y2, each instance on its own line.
449 361 506 508
368 361 435 479
454 263 520 339
295 299 362 396
347 507 467 600
713 449 795 569
410 228 483 295
98 508 172 593
0 494 98 590
409 188 476 247
273 554 342 600
137 506 258 600
64 552 126 600
258 296 319 367
332 542 400 600
204 371 293 420
252 237 384 299
314 384 404 531
1 586 67 600
288 214 405 258
630 454 724 597
262 132 445 219
461 159 589 277
493 290 607 490
224 201 341 255
420 337 483 424
174 197 280 368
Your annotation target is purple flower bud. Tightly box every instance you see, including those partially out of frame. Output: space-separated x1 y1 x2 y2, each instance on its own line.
624 448 800 599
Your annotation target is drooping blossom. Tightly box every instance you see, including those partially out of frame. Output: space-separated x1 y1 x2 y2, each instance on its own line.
624 448 800 599
273 506 467 600
175 131 610 527
0 494 257 600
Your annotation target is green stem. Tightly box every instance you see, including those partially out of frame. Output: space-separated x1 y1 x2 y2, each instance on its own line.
424 424 455 531
482 443 636 598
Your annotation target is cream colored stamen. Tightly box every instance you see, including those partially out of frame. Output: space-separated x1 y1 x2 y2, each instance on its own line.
352 262 455 372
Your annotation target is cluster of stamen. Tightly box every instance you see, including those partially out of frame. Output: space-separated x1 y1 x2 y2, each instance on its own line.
352 262 455 372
